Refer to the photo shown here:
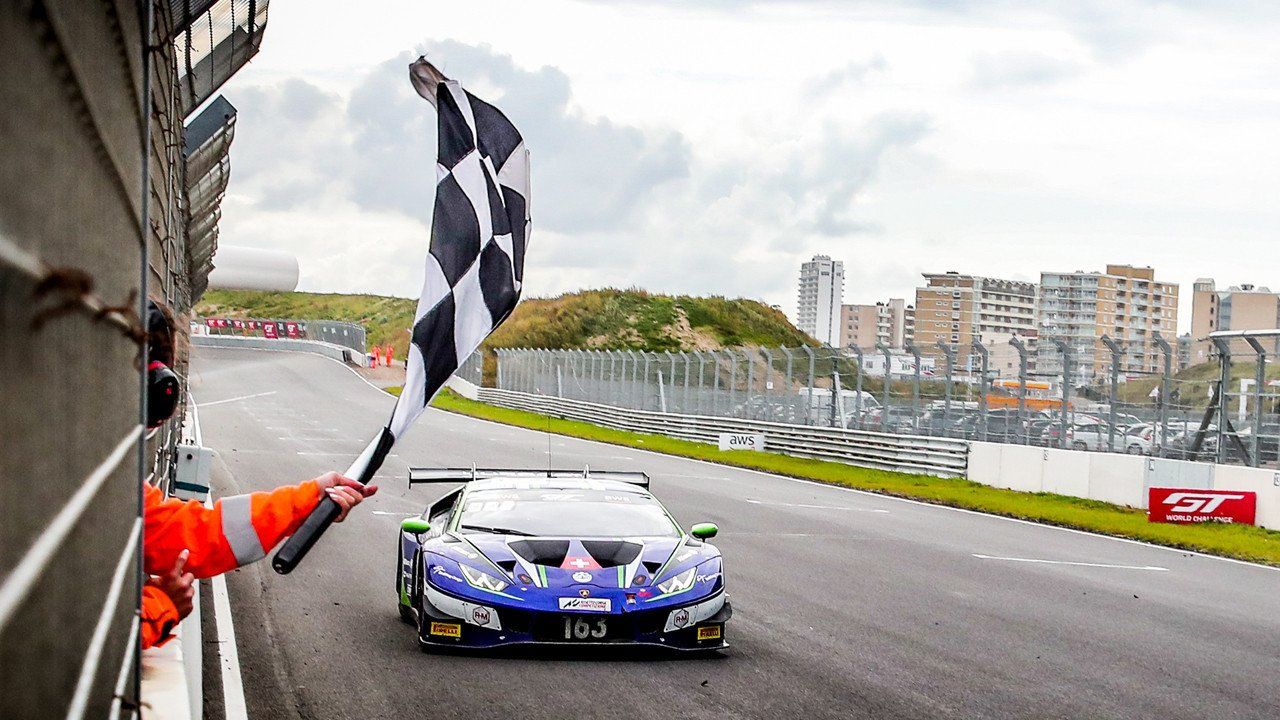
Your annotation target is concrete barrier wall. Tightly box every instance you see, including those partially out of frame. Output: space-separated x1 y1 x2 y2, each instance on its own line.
192 334 367 366
967 442 1280 531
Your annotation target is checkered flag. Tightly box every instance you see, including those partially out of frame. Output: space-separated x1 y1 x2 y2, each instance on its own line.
273 57 530 574
389 57 531 438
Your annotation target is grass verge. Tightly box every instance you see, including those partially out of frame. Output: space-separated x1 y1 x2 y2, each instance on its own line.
425 389 1280 567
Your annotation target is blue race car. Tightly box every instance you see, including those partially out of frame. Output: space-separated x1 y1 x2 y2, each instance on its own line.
396 468 730 652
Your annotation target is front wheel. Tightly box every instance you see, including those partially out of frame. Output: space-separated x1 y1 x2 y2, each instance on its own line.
1127 444 1143 455
1072 441 1087 451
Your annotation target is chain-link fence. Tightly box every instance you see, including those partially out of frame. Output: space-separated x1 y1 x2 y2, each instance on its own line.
492 336 1278 468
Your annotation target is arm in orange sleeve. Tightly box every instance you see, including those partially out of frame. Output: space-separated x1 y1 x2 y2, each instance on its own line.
144 481 321 579
140 585 180 649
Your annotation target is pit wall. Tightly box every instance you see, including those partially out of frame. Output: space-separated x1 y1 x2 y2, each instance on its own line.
967 442 1280 531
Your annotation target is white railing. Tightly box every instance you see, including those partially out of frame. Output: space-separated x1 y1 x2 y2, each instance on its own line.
476 388 968 478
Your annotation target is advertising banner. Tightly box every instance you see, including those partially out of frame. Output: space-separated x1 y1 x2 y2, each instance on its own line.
1148 487 1256 525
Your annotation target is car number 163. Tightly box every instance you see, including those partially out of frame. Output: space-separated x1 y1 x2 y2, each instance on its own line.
563 616 608 640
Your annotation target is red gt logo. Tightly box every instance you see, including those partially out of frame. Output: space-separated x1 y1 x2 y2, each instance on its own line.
1149 487 1256 525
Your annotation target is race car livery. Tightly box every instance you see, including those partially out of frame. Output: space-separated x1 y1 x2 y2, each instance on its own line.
396 469 730 651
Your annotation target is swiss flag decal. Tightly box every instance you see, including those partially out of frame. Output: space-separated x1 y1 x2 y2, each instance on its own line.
561 556 601 571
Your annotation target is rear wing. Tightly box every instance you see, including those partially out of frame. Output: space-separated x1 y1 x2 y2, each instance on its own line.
407 467 650 489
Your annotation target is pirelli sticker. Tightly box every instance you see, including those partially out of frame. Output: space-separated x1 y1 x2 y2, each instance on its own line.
696 625 722 641
429 622 462 638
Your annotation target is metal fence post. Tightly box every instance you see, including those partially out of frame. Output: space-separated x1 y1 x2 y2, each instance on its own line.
1050 338 1073 449
1101 335 1122 452
971 340 990 442
875 342 892 432
1154 333 1173 457
1212 338 1232 465
732 348 742 415
1245 337 1267 467
679 352 691 414
935 341 954 438
607 350 618 406
905 342 922 434
802 346 816 425
628 351 640 409
779 347 795 424
642 353 652 410
657 368 667 413
761 348 774 421
701 348 711 415
744 349 756 420
832 368 846 428
712 350 723 416
1009 336 1028 444
850 347 864 429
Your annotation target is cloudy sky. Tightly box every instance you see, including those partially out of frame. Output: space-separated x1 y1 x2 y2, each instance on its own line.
215 0 1280 332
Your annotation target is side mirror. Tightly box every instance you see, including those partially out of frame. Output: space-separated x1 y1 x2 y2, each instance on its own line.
401 518 431 535
690 522 718 540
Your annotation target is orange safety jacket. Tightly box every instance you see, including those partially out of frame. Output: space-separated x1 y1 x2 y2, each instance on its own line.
140 586 181 649
139 480 321 648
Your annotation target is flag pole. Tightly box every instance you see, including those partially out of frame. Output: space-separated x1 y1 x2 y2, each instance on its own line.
272 426 395 574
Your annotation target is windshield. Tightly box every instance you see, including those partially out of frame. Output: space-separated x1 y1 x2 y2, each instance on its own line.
458 488 680 538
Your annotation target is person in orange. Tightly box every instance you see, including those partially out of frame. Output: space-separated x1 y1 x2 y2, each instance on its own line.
139 301 376 648
140 471 374 647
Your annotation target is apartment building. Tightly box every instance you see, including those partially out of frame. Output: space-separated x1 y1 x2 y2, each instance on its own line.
1036 264 1179 386
913 272 1038 368
1188 279 1280 363
839 298 914 349
796 255 844 345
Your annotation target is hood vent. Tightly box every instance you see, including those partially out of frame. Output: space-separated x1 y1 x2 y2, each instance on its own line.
581 540 642 568
508 539 570 567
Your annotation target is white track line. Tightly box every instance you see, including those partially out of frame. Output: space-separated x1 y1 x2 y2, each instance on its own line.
744 498 889 513
211 573 248 720
190 397 249 720
197 390 278 408
972 554 1170 572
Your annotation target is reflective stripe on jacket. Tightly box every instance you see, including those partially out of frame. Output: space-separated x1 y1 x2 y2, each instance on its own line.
143 481 321 578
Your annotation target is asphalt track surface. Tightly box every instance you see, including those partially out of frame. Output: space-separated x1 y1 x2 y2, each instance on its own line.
191 346 1280 720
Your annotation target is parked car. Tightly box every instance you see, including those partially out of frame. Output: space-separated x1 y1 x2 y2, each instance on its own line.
959 410 1029 443
1066 422 1126 452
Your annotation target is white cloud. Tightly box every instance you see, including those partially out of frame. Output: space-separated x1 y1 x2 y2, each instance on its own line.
212 0 1280 332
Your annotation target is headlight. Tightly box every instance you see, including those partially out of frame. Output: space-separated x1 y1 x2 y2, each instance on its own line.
460 564 509 593
657 567 696 596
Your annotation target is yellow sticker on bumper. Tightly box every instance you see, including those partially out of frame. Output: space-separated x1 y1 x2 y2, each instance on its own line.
697 625 722 641
429 622 462 638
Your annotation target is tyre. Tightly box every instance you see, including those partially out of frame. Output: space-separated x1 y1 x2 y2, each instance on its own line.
1072 441 1087 451
1127 444 1143 455
397 543 415 624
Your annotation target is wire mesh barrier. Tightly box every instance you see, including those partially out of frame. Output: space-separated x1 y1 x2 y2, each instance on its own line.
475 387 969 477
491 339 1279 468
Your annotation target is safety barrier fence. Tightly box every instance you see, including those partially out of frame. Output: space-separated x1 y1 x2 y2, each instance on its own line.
192 333 369 367
198 317 367 357
475 387 968 478
469 386 1280 532
494 343 1280 469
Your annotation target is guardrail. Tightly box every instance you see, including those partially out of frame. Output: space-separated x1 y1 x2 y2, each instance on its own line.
475 388 968 477
192 334 368 366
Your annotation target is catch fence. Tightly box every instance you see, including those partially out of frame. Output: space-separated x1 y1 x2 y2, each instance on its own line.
492 338 1278 468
